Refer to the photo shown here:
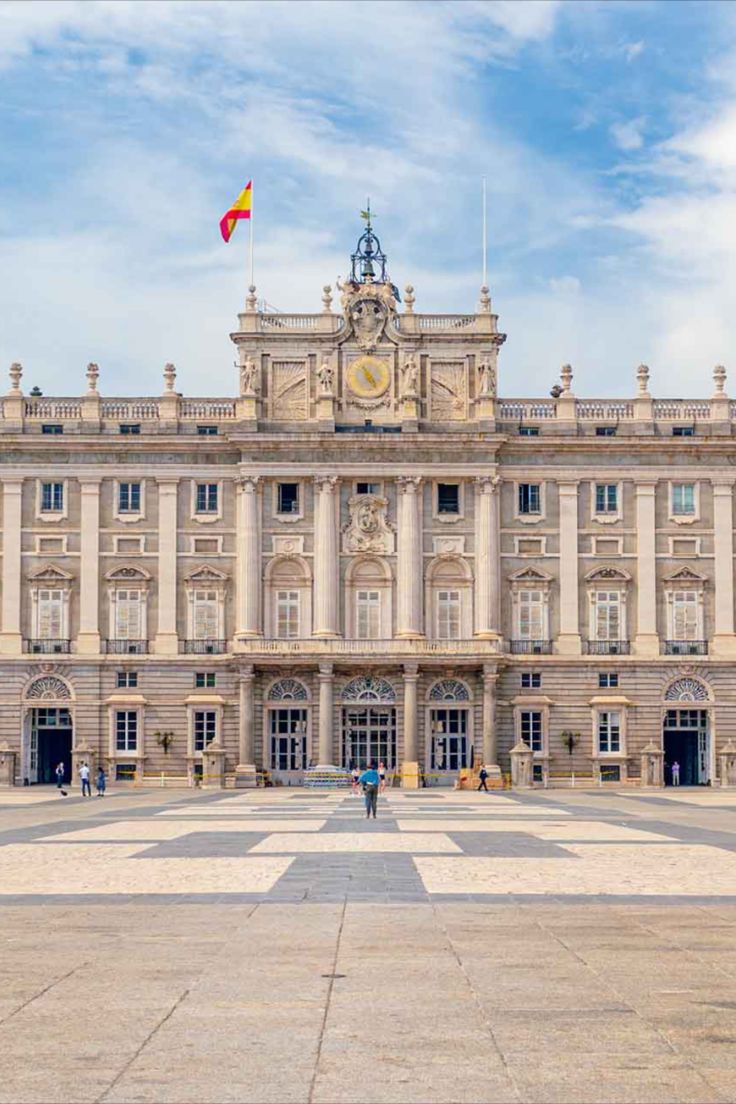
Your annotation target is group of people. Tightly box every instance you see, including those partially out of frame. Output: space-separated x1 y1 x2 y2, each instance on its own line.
350 761 386 819
54 761 107 797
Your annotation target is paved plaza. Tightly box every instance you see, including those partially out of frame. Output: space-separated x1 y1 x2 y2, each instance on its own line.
3 787 736 1102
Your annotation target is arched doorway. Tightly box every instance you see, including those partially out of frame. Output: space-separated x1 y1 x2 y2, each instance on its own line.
340 676 397 770
662 677 711 785
265 677 310 784
426 678 473 784
22 675 74 784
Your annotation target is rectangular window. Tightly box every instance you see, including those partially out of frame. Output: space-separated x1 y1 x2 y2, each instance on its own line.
437 589 461 639
276 590 300 638
356 590 381 639
114 589 143 639
672 590 699 640
518 484 541 515
520 710 543 752
277 483 300 515
197 425 218 436
596 426 616 437
37 589 63 639
673 426 694 437
41 482 64 512
194 710 217 751
41 424 63 435
521 672 541 689
356 482 381 496
437 483 460 515
117 671 138 688
115 710 138 752
594 484 618 514
597 711 621 754
598 672 619 689
518 426 539 437
594 590 621 641
119 424 141 435
195 672 216 688
518 589 544 640
193 590 218 639
195 483 218 513
118 482 141 513
672 483 695 515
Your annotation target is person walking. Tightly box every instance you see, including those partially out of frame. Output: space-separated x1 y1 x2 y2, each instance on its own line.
96 766 107 797
351 765 360 795
55 761 67 797
360 761 380 820
478 765 489 793
79 762 92 797
378 760 387 793
672 760 681 787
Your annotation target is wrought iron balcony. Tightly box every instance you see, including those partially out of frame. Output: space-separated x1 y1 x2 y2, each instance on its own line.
664 640 708 656
509 639 553 655
182 639 228 655
105 639 149 655
585 640 631 655
24 638 70 654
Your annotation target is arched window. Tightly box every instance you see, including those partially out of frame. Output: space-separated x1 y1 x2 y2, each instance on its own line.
341 676 396 703
345 556 392 639
267 678 309 701
426 556 472 640
428 678 471 702
664 677 709 702
25 675 72 701
265 556 311 638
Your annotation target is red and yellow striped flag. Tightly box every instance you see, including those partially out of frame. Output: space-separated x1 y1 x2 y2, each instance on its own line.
219 181 252 242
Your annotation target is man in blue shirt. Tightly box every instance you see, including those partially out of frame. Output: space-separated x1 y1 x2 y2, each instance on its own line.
360 761 380 819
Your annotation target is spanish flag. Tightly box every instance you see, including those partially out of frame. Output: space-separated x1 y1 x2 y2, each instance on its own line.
219 181 252 242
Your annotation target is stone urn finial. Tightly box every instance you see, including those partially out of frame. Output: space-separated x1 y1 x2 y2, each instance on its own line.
404 285 415 314
713 364 727 397
163 362 176 392
8 362 22 394
479 285 491 313
246 284 257 311
560 363 573 393
322 285 333 312
86 362 99 394
636 363 650 395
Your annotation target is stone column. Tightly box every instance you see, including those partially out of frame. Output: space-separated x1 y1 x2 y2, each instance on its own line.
155 479 179 655
77 479 101 655
0 480 23 655
713 482 736 655
481 666 502 783
401 663 420 789
557 481 581 654
236 477 261 639
312 477 340 638
235 665 257 787
317 663 334 766
396 476 424 638
634 481 659 656
474 476 501 638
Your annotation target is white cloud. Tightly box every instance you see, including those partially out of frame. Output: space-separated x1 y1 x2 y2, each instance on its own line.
610 116 647 151
623 40 645 62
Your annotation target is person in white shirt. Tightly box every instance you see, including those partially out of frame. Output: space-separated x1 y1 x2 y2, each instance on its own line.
78 762 92 797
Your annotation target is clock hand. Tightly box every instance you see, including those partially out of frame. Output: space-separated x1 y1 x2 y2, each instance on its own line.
364 368 376 386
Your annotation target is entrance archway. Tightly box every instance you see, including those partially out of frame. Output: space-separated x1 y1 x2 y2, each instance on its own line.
662 677 711 785
22 676 74 784
340 676 397 770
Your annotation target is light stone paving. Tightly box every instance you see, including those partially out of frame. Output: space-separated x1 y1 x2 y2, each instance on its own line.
3 787 736 1103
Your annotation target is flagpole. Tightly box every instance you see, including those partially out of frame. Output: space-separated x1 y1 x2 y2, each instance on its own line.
249 178 255 297
482 176 487 288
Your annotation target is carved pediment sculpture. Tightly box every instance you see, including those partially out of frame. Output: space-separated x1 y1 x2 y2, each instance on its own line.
337 280 397 351
342 494 395 554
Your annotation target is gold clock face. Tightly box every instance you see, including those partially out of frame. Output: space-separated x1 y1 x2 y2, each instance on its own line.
346 355 391 399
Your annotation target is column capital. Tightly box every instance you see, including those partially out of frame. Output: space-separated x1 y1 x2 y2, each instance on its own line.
402 662 419 681
314 475 339 493
482 666 499 686
475 474 501 494
712 480 736 493
634 479 658 491
1 478 23 492
156 477 180 489
239 665 255 684
78 477 102 489
397 475 423 494
318 662 334 681
557 480 579 494
238 475 261 493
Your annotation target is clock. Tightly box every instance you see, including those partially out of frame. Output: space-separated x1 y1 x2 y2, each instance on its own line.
346 355 391 399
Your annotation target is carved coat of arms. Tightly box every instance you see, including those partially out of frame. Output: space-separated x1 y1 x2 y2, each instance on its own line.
342 494 396 554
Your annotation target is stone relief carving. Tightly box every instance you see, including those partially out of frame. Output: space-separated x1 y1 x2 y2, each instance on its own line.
239 357 260 397
272 535 305 555
430 361 467 421
342 494 395 554
337 280 397 351
433 536 465 556
477 357 496 398
271 360 307 420
400 355 419 399
317 360 334 396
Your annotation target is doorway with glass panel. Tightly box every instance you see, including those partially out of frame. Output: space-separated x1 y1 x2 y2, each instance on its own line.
663 708 709 785
26 707 73 784
341 707 397 771
429 706 469 784
269 707 308 784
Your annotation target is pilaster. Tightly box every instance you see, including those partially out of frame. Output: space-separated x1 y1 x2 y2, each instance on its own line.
154 479 179 655
235 666 257 786
312 476 340 638
317 663 334 766
401 663 420 789
482 666 502 783
77 478 101 655
0 480 23 655
634 480 659 656
235 477 262 640
396 476 424 638
557 481 581 654
712 481 736 656
474 476 501 639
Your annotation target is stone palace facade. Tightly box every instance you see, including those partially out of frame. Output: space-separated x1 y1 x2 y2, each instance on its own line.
2 221 736 790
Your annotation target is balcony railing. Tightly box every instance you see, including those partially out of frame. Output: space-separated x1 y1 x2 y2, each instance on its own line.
664 640 708 656
182 639 228 655
585 640 631 655
235 638 501 656
509 639 553 655
24 639 70 654
105 639 149 655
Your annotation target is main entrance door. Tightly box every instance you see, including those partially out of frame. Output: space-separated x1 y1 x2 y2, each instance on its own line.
342 707 397 770
269 707 308 782
29 707 73 784
663 708 708 785
429 707 469 774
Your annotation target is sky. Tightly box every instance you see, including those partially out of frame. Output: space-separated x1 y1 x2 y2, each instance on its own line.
1 0 736 398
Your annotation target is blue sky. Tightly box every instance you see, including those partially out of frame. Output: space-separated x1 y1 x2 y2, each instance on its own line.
1 0 735 397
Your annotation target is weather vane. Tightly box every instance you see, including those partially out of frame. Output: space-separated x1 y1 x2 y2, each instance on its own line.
359 199 374 228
